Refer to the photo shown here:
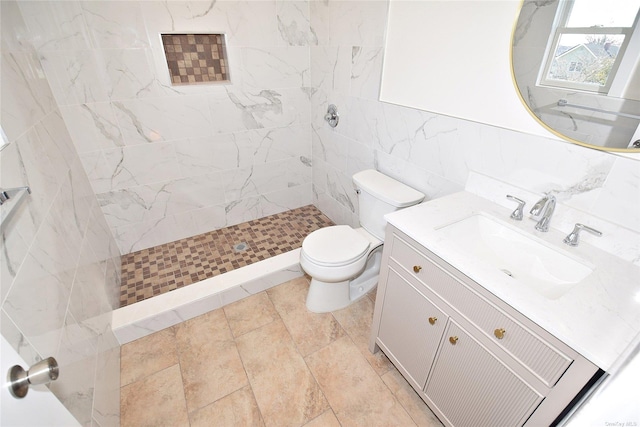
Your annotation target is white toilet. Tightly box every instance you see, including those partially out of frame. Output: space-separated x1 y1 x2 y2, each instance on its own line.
300 169 424 313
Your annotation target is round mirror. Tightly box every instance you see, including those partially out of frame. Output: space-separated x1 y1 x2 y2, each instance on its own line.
512 0 640 152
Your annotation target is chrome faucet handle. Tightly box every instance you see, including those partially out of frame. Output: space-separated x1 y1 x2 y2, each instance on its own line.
506 195 526 221
563 223 602 247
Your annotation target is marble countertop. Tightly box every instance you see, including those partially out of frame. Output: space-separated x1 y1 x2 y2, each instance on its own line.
385 191 640 371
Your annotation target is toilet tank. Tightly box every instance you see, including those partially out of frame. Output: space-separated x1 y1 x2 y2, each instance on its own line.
353 170 425 240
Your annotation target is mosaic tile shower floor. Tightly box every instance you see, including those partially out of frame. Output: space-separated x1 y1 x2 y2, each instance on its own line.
119 205 334 307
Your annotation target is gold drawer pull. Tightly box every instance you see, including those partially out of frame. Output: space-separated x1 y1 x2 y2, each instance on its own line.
494 328 506 339
413 265 422 273
428 317 437 325
449 336 458 345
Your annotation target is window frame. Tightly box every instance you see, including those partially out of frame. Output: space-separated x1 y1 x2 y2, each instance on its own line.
539 0 638 94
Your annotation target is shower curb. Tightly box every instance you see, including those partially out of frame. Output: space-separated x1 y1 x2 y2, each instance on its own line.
112 249 303 344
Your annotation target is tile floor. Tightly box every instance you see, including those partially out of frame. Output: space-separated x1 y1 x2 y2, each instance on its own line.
119 206 333 307
120 276 444 427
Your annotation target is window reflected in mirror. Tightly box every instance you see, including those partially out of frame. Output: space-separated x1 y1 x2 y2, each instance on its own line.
540 0 639 94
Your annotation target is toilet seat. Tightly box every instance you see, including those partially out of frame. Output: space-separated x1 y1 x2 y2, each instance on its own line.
302 225 370 267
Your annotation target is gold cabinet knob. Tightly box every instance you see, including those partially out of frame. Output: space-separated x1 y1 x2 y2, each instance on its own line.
413 265 422 273
494 328 506 339
428 317 437 325
449 336 458 345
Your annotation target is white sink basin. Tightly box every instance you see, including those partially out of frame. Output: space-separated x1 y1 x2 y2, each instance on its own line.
436 213 594 299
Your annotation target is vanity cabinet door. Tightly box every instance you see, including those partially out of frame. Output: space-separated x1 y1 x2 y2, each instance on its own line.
425 320 544 427
378 266 448 390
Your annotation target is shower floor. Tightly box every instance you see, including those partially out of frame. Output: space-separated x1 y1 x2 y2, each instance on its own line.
119 205 334 307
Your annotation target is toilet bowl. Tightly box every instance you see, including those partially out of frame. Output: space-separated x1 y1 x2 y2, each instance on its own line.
301 169 424 313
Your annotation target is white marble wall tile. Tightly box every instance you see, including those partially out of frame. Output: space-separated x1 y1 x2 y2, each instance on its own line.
113 210 198 254
312 155 328 195
0 310 40 366
375 101 439 163
69 244 111 328
92 333 121 427
0 214 29 302
350 46 383 100
35 111 78 173
3 246 72 359
591 156 640 233
40 50 110 106
60 103 125 153
309 0 330 46
1 1 30 52
328 1 388 46
97 143 181 191
0 51 57 141
241 46 310 89
174 133 254 177
312 126 348 172
276 0 318 46
113 96 213 145
222 156 311 201
224 196 267 227
97 174 226 229
259 182 314 216
143 0 279 47
102 48 172 101
189 204 229 237
342 96 383 148
310 45 351 95
50 312 97 427
80 1 149 49
248 124 312 164
225 185 311 227
346 138 375 177
47 171 93 257
79 151 115 194
374 149 463 201
325 166 356 213
5 129 62 219
207 87 311 134
314 191 358 228
17 1 91 52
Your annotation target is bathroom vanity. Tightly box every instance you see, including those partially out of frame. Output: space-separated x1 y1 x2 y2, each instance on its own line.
369 191 640 427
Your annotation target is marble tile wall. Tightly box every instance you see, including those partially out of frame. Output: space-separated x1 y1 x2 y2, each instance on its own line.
0 1 121 425
17 0 315 254
308 1 640 257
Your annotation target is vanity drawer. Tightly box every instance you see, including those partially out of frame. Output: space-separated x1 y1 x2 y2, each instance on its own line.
389 233 573 387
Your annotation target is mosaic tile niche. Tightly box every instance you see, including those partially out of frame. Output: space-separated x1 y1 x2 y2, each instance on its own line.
161 33 229 85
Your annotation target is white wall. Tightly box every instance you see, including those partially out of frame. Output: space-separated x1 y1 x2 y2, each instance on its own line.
0 1 121 425
310 0 640 243
17 0 315 254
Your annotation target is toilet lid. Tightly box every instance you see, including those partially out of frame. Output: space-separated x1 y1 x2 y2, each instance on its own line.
302 225 371 267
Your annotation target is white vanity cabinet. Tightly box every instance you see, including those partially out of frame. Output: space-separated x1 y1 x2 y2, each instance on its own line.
370 226 602 427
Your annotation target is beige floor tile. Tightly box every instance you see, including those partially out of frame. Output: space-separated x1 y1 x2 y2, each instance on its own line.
120 365 188 427
267 277 345 356
382 368 444 427
120 327 178 387
236 319 329 427
224 291 280 337
306 336 416 427
302 410 341 427
175 309 248 412
332 296 393 376
189 386 265 427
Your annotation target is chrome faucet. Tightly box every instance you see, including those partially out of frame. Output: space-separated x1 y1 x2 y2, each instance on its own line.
530 194 556 232
563 223 602 246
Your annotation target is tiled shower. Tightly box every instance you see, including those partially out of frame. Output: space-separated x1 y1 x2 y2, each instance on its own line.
1 1 639 426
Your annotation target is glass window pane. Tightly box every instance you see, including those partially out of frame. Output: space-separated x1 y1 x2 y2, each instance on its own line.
567 0 639 28
547 33 626 87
